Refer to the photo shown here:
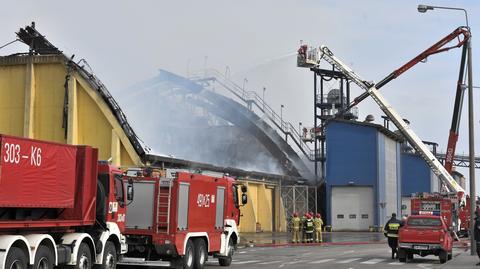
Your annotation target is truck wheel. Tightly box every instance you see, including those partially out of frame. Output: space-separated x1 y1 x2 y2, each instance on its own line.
218 238 234 266
407 253 414 260
5 247 28 269
100 241 117 269
33 245 54 269
76 243 92 269
182 239 195 269
439 250 448 264
193 239 207 269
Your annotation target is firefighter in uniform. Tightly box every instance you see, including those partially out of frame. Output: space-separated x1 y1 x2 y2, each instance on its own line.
314 213 324 243
384 213 402 259
291 212 301 243
304 213 315 243
301 213 307 243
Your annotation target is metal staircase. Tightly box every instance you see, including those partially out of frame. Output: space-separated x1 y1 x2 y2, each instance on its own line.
189 69 316 161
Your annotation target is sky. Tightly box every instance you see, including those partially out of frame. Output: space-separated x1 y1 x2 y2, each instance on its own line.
1 0 480 191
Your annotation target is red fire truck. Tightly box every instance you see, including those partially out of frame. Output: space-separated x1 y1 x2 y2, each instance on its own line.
410 193 457 230
0 134 246 269
120 169 247 268
0 135 126 269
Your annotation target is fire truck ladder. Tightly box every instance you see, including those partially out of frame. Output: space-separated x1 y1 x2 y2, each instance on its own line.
315 45 466 202
157 178 173 234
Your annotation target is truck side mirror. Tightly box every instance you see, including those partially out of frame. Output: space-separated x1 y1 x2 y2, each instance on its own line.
127 184 134 201
241 185 247 193
241 193 248 205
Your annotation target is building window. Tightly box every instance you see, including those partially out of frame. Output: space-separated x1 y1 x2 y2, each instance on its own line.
337 214 344 219
361 214 369 219
349 214 356 219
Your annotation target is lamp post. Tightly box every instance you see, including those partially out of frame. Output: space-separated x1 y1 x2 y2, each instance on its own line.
299 122 302 136
280 104 284 129
263 86 266 111
417 5 469 27
204 56 208 77
243 78 248 91
225 66 230 78
418 4 475 255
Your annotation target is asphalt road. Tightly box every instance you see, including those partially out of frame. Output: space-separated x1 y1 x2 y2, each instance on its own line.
203 244 462 269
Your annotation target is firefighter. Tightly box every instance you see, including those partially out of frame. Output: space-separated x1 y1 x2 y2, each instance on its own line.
314 213 324 243
304 213 315 243
301 213 307 243
291 212 301 243
384 213 403 259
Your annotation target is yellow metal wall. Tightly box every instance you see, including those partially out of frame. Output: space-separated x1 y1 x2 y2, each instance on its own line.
0 65 25 136
33 63 66 142
76 83 112 160
0 56 139 166
238 180 287 233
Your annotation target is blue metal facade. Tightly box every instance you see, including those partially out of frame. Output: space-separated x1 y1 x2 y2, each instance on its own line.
401 153 431 196
326 120 403 227
325 121 378 225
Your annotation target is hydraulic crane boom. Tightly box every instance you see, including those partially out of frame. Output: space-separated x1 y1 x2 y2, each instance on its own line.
346 27 470 112
315 45 466 202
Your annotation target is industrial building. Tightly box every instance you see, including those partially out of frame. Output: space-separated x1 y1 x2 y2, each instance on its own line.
325 119 403 231
0 24 317 234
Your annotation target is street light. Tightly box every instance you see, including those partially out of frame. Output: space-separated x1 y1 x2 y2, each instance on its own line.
262 87 266 111
280 104 284 129
204 56 208 77
225 66 230 78
243 78 248 91
418 4 475 255
186 58 191 76
299 122 302 136
417 5 469 27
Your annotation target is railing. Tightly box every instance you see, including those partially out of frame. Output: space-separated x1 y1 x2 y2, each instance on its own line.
189 69 317 160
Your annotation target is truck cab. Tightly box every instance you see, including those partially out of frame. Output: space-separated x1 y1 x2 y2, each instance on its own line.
398 215 453 264
97 162 128 232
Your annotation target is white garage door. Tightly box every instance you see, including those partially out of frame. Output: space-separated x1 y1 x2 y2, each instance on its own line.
331 186 374 231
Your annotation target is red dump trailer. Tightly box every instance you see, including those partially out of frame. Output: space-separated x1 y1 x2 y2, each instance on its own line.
0 135 127 269
119 170 247 269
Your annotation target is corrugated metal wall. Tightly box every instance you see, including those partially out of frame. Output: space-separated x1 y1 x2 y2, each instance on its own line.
326 121 402 230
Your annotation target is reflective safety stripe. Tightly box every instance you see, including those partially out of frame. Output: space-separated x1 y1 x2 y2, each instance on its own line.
388 223 400 230
387 233 399 238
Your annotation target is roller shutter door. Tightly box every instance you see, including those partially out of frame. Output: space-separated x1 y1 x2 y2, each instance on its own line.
331 186 374 231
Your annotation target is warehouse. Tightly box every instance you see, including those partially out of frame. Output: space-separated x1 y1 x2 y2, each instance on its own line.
325 119 403 231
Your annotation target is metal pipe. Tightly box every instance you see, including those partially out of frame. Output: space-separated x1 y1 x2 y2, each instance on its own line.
467 37 476 255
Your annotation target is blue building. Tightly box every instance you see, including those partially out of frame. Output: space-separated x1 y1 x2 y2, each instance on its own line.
325 119 403 231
